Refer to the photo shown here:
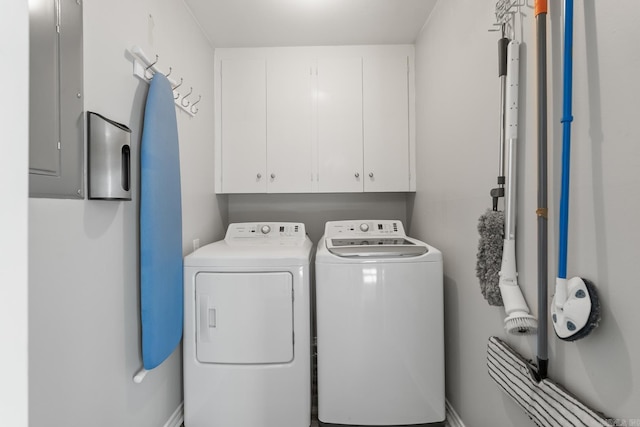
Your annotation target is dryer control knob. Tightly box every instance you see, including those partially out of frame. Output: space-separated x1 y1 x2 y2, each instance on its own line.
359 223 369 232
261 225 271 234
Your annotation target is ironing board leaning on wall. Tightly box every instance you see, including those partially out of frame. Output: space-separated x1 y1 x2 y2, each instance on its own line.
137 72 184 379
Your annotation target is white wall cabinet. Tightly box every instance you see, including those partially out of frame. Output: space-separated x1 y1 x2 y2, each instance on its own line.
363 55 411 192
266 58 314 193
215 46 415 194
218 58 314 193
219 58 267 193
317 57 364 193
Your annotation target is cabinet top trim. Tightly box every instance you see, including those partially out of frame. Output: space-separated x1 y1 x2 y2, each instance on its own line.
214 44 415 60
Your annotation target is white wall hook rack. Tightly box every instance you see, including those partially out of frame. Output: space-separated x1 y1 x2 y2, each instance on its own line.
488 0 526 39
130 46 200 117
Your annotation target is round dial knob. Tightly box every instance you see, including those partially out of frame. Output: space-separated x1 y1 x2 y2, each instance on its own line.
359 223 369 232
261 225 271 234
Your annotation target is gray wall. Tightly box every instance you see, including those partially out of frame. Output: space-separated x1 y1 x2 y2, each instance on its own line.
411 0 640 425
0 2 29 425
229 193 407 243
28 0 226 426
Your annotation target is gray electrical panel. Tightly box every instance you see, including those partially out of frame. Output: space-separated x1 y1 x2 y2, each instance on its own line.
29 0 84 199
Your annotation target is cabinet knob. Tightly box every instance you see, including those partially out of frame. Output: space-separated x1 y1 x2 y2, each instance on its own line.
270 173 276 179
369 172 374 178
256 173 262 179
354 172 360 178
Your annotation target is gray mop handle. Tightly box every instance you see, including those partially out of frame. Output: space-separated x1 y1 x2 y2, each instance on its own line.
536 1 549 379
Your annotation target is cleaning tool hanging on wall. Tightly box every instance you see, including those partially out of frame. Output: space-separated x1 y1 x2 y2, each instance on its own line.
550 0 601 341
476 29 510 307
535 0 549 379
487 337 610 426
135 72 184 383
498 40 537 335
487 4 608 423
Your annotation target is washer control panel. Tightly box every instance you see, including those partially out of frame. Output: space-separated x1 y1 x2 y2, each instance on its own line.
324 220 404 238
225 222 306 245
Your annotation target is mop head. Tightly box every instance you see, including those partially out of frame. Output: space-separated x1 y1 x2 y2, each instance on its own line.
487 337 610 426
476 210 505 306
551 277 601 341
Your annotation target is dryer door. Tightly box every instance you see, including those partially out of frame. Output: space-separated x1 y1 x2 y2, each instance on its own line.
195 271 294 364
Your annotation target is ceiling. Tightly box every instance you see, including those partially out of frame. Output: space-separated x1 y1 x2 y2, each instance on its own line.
183 0 439 48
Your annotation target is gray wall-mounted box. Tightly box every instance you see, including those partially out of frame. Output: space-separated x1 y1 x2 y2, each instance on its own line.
29 0 84 199
87 112 132 200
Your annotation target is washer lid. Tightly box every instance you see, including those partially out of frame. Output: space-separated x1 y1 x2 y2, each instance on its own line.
322 220 428 257
326 237 427 257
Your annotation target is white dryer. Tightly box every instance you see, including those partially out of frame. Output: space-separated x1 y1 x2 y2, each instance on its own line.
315 220 444 427
184 222 312 427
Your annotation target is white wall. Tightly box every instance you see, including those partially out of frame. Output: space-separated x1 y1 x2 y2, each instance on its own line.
28 0 225 426
412 0 640 425
0 2 29 426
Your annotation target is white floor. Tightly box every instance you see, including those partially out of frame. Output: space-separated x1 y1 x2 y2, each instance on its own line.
309 416 449 427
310 421 448 426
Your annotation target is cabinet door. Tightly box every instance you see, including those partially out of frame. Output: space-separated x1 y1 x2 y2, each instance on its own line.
363 56 410 192
266 59 313 193
220 58 267 193
317 57 363 193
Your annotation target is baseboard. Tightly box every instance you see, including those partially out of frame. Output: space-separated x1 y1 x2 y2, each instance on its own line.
163 402 184 427
169 400 457 427
445 399 466 427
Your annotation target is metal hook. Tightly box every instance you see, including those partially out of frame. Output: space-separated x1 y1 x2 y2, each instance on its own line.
190 95 201 114
166 67 172 77
172 78 183 100
181 87 193 107
146 54 159 71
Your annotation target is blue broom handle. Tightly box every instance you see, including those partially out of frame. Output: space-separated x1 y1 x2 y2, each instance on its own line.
559 0 574 280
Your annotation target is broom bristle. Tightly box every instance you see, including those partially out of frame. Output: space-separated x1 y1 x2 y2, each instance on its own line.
505 313 538 335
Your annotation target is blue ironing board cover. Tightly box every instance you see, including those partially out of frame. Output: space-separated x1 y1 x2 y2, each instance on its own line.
140 73 183 370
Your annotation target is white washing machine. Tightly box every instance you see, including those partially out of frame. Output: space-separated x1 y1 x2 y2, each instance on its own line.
315 220 444 427
183 222 312 427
